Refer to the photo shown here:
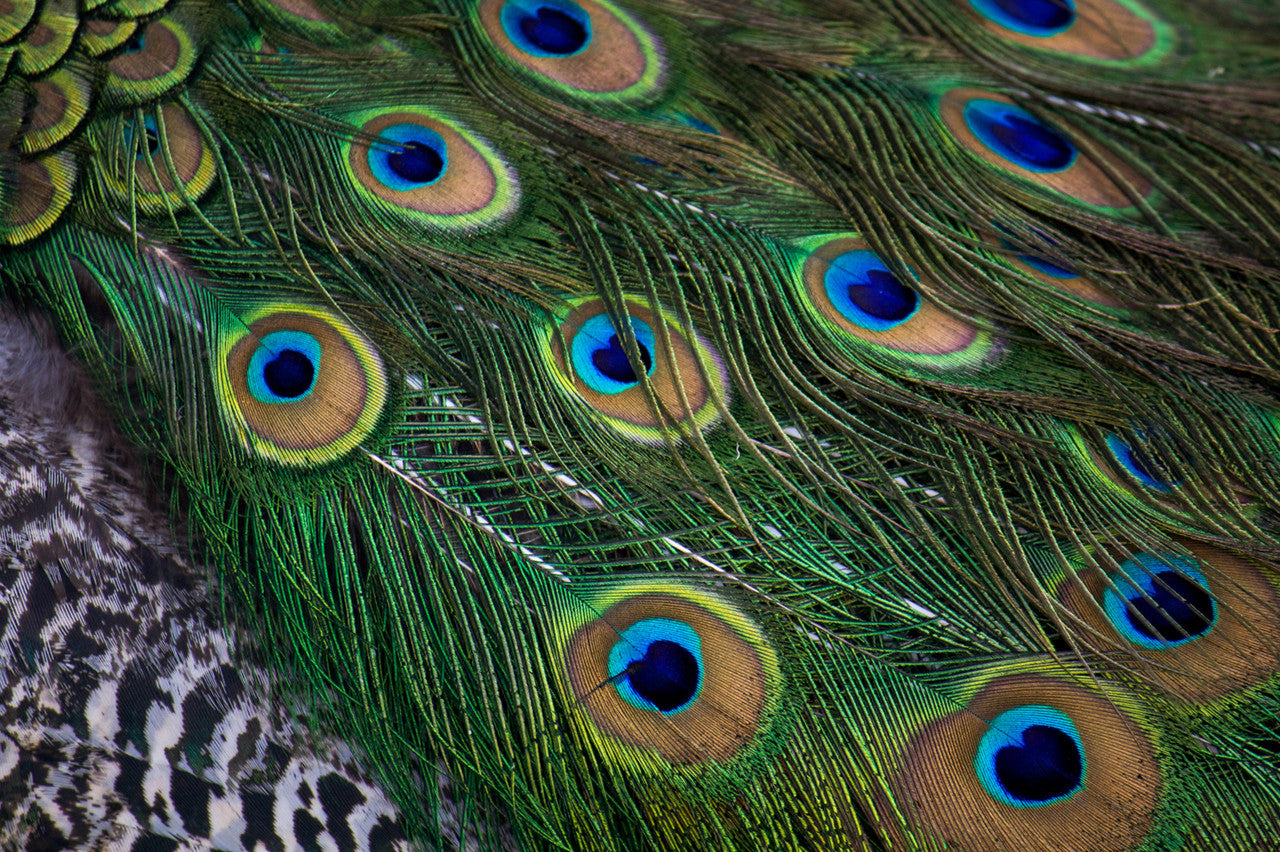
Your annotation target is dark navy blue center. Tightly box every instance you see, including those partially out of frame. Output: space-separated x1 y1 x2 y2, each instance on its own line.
994 724 1083 803
993 0 1074 29
502 0 593 57
592 333 652 385
969 0 1076 36
1126 571 1214 643
989 114 1074 169
849 269 920 322
1105 554 1216 649
965 100 1077 172
624 639 700 713
387 140 444 185
263 349 315 399
520 6 588 54
821 249 921 331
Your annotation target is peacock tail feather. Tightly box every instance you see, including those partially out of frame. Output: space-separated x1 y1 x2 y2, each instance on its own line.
3 0 1280 848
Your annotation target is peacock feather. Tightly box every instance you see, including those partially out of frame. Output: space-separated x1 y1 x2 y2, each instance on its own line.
3 0 1280 849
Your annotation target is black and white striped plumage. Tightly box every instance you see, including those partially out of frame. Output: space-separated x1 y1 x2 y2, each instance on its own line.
0 306 412 851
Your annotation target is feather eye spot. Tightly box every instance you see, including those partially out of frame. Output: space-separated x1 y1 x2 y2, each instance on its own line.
1056 541 1280 702
218 306 388 466
975 706 1085 807
345 109 518 230
0 151 76 246
1103 554 1216 649
478 0 663 100
1021 255 1074 277
103 18 198 105
105 104 217 214
967 0 1167 62
546 297 728 442
560 585 780 765
939 89 1151 209
20 69 92 155
1007 248 1078 280
969 0 1075 36
367 123 448 191
120 30 146 53
82 20 140 56
797 234 995 370
607 618 702 714
892 671 1161 852
991 228 1122 306
964 99 1077 173
388 141 444 184
502 0 592 57
124 115 163 157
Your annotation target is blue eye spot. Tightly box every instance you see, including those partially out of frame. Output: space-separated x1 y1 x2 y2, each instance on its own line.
824 250 921 331
969 0 1076 36
248 330 321 403
608 618 703 714
964 100 1077 173
501 0 592 57
1104 553 1216 649
571 313 656 395
1105 432 1181 491
367 124 448 191
975 705 1085 807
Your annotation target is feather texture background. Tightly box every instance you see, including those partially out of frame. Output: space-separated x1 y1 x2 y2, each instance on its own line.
2 0 1280 849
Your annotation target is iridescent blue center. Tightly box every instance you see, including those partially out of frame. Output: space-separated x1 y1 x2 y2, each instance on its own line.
975 705 1085 807
1103 553 1216 649
964 99 1077 173
247 330 321 403
608 618 703 714
501 0 592 57
823 250 920 331
969 0 1076 36
367 123 448 191
388 141 444 184
570 313 656 395
1105 432 1181 492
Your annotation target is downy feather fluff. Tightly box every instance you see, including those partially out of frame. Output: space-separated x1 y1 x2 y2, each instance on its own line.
3 0 1280 849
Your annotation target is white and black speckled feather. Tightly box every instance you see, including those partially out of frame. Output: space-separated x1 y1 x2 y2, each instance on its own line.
0 305 412 852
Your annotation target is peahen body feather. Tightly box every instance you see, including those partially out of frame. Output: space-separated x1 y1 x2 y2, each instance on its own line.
3 0 1280 848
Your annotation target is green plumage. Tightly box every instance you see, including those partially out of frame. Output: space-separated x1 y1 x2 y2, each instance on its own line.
4 0 1280 849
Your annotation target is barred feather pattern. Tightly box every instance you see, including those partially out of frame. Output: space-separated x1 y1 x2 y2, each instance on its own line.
0 307 412 852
